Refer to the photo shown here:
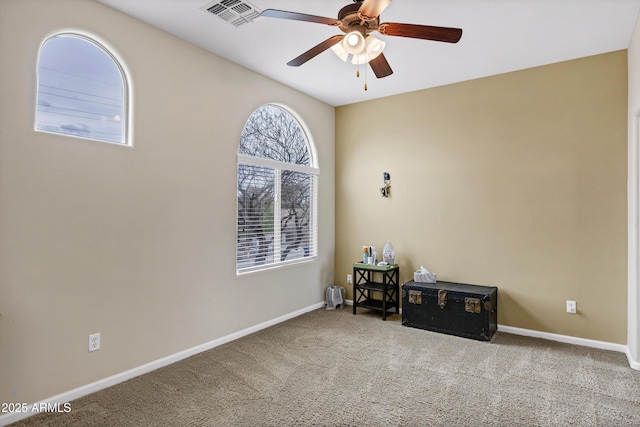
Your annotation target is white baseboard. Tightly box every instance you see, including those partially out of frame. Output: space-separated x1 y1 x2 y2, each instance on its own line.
497 324 628 354
349 297 634 367
344 299 400 313
500 325 640 371
351 298 639 371
0 302 324 427
628 348 640 370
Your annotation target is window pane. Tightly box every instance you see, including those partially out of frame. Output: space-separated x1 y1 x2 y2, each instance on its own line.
280 171 314 262
239 105 309 166
237 104 317 274
36 34 126 144
237 165 275 269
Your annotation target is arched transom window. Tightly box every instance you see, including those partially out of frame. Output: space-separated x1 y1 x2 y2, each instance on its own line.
35 33 129 145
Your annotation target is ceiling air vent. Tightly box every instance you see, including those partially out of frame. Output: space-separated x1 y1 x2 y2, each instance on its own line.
202 0 262 27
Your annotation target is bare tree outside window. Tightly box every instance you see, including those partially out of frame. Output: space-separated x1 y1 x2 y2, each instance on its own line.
239 105 310 165
237 105 317 272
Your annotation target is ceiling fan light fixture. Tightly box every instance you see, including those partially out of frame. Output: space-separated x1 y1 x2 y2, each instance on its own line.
342 30 365 55
351 35 386 65
330 41 349 62
366 35 385 57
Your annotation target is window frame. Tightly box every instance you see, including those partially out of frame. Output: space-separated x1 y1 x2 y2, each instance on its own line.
35 32 131 146
236 104 319 275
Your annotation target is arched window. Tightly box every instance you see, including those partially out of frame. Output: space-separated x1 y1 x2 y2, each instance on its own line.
237 104 318 273
35 33 129 145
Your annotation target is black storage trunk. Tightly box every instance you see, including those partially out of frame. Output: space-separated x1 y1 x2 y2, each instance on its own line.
402 280 498 341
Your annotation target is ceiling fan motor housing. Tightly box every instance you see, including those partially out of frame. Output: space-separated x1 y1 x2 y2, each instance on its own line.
337 3 379 34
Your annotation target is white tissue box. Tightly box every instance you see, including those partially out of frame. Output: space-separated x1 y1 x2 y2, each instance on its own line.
414 271 437 283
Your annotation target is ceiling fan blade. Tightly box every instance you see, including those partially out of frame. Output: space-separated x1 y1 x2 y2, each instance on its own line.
369 53 393 78
358 0 392 19
261 9 339 26
378 23 462 43
287 35 344 67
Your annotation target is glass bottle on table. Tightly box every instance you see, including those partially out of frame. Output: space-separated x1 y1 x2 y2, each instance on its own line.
383 241 395 264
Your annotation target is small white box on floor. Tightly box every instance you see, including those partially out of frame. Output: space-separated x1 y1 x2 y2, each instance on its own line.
326 285 345 309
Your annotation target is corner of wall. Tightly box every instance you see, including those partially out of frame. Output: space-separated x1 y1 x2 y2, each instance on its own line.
627 9 640 370
629 114 640 370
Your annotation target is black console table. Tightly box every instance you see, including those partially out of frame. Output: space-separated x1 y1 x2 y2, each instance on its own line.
352 263 399 320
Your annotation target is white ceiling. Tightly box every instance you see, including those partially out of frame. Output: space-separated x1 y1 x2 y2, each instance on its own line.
96 0 640 106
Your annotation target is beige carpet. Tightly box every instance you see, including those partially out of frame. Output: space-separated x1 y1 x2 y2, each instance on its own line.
11 308 640 426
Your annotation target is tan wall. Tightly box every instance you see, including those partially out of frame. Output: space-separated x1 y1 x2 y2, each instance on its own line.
336 51 627 344
0 0 335 405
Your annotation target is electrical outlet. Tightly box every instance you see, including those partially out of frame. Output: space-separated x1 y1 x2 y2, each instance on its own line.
89 333 100 352
347 274 352 284
566 300 577 314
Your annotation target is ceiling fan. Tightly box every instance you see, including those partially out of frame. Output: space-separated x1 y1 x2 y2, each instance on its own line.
260 0 463 80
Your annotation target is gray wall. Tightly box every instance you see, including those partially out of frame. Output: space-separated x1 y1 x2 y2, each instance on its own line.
0 0 335 405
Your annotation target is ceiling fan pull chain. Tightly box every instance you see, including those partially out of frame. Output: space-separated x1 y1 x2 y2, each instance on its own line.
364 51 368 91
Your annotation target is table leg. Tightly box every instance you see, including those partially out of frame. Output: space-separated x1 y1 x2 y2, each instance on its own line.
382 272 387 321
352 267 356 315
395 270 400 314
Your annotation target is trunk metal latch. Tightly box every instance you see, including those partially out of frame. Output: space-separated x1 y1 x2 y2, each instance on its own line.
465 297 482 313
408 290 422 304
438 289 447 309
